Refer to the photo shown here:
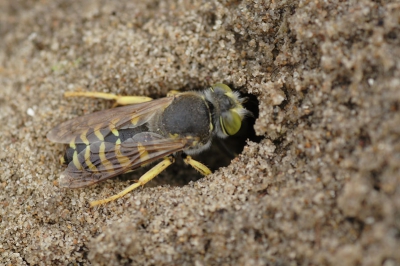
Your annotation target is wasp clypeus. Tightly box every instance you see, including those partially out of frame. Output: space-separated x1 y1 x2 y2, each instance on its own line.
47 83 250 206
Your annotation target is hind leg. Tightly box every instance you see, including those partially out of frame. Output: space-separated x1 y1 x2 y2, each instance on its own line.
90 156 175 207
64 91 153 106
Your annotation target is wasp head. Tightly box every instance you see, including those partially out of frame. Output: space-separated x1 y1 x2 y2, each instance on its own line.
205 83 250 138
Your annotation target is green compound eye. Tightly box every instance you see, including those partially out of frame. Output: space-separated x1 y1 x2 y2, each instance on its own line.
220 110 242 136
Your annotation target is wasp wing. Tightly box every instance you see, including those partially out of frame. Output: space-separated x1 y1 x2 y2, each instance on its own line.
58 132 191 188
47 97 173 144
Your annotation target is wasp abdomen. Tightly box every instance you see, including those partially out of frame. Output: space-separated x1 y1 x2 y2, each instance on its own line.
63 126 148 165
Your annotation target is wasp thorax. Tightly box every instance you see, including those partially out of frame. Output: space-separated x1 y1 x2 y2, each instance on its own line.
158 93 212 143
206 83 248 138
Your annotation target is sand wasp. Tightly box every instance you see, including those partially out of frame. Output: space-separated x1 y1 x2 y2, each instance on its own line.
47 83 250 206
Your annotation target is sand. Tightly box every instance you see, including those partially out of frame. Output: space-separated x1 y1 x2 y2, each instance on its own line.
0 0 399 265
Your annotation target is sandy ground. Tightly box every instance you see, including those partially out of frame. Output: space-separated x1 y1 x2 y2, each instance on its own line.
0 0 399 265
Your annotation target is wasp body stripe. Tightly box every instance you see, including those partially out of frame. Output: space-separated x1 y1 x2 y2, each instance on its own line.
99 142 115 173
72 150 82 170
137 142 150 164
131 116 140 125
80 129 90 145
111 128 119 136
109 118 120 136
94 127 105 141
114 144 131 167
69 138 76 149
84 146 98 172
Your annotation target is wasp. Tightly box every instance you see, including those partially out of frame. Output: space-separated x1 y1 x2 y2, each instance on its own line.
47 83 250 206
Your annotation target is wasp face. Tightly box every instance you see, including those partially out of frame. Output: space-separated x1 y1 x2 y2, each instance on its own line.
205 83 249 139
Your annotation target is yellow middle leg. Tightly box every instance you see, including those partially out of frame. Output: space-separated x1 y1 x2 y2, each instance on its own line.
183 155 212 176
64 91 153 106
90 156 175 207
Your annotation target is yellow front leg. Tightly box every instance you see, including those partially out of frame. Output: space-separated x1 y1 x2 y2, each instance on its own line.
64 91 153 106
90 156 175 207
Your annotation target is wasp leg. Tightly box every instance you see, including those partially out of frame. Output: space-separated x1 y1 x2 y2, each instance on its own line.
64 91 153 106
90 156 175 207
182 154 212 176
